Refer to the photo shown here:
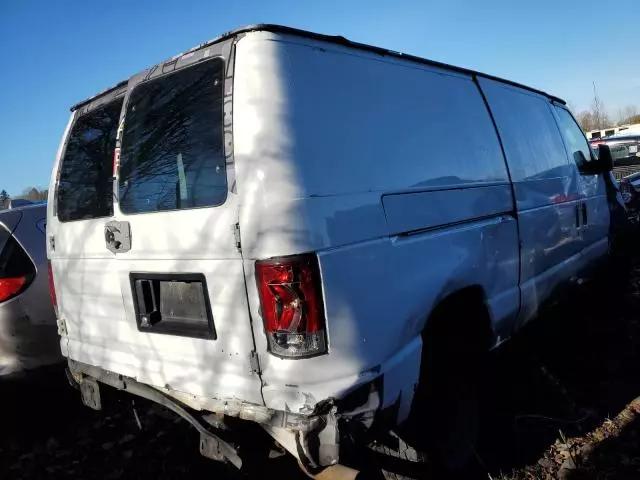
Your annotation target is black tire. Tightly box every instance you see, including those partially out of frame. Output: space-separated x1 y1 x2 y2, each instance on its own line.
365 295 492 479
411 295 491 473
367 430 427 480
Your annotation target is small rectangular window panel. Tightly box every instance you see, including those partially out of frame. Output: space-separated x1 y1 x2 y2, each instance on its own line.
57 100 123 222
119 58 227 214
130 273 216 340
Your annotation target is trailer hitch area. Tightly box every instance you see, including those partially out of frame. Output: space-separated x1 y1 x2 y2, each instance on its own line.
71 368 242 469
79 376 101 410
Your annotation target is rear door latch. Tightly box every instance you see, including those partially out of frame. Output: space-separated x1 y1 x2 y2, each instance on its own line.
105 221 131 254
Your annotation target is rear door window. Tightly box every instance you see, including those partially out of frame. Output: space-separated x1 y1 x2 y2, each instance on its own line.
57 99 123 222
118 58 226 214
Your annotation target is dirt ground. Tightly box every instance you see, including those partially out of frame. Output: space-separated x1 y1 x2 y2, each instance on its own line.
2 264 640 479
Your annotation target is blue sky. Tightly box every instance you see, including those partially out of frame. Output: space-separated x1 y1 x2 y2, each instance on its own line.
1 0 639 195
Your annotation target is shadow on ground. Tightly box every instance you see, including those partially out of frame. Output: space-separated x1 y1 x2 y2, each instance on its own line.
474 268 640 479
0 366 305 479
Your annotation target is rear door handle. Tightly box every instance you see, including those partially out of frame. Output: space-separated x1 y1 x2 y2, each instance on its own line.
104 221 131 254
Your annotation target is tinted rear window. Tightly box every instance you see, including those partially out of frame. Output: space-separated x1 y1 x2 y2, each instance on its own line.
0 223 34 279
118 58 226 214
0 223 10 260
57 100 123 222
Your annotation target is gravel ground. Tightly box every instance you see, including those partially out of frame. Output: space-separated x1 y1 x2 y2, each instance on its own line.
489 263 640 480
2 263 640 479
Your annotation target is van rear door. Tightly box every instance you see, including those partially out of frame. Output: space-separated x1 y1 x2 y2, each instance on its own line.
51 56 264 405
48 95 124 368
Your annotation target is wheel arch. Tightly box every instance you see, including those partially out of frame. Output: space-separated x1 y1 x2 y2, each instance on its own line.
422 285 496 352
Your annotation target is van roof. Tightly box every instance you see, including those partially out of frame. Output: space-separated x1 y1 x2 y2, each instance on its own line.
70 24 567 112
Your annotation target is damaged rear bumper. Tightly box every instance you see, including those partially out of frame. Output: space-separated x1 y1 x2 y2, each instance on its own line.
67 360 339 470
67 337 421 472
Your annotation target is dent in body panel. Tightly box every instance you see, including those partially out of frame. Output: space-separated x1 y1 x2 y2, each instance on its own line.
387 216 520 341
247 215 518 411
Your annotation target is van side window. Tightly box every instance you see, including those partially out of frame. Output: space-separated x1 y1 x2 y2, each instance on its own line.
554 106 593 170
56 99 122 222
481 83 568 181
118 58 226 214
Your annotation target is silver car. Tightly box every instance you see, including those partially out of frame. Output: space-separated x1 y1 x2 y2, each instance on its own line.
0 203 60 376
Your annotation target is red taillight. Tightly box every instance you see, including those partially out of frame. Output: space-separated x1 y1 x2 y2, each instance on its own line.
0 277 27 302
255 254 327 358
47 261 58 310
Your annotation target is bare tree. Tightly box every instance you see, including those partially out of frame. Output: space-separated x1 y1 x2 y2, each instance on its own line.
591 82 611 130
626 114 640 125
574 84 613 132
616 105 640 126
18 187 48 201
576 111 596 132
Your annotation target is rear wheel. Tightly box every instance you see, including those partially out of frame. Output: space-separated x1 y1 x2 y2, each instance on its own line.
419 295 491 473
367 431 427 479
368 293 492 479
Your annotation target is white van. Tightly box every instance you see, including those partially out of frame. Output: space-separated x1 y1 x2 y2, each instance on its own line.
47 25 616 478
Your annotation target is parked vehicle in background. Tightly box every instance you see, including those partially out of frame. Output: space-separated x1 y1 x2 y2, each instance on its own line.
591 134 640 180
47 25 618 478
0 203 60 376
586 123 640 140
619 168 640 221
1 198 45 210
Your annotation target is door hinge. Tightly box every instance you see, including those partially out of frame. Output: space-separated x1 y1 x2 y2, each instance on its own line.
233 223 242 251
249 351 260 375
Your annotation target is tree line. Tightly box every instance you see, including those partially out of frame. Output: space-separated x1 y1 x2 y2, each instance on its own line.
0 187 48 209
573 88 640 132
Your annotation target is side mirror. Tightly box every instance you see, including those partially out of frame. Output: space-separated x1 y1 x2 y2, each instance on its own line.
597 144 614 173
577 145 613 175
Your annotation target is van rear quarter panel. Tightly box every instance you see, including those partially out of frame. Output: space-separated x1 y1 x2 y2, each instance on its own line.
234 32 519 412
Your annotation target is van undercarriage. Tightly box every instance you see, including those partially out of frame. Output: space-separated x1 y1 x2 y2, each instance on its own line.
66 359 383 479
